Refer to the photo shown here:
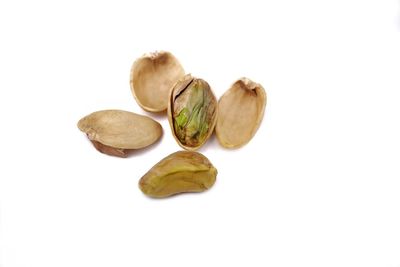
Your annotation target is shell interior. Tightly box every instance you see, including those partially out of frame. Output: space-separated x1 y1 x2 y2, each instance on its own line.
216 78 266 148
130 51 185 112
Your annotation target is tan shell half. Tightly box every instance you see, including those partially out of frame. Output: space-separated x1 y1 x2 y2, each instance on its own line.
216 78 266 148
130 51 185 112
77 110 162 157
167 74 218 151
139 151 217 198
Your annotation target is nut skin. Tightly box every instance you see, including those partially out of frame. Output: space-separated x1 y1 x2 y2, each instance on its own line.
89 139 131 158
139 151 217 198
167 74 218 151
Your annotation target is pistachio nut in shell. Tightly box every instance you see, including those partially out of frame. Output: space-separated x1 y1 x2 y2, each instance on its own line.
167 74 218 150
139 151 217 198
216 78 266 148
77 110 162 157
130 51 185 112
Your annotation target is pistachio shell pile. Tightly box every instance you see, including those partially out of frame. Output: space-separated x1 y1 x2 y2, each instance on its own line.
78 50 267 198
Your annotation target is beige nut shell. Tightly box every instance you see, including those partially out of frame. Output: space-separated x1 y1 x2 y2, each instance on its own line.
216 78 266 148
130 51 185 112
77 109 162 150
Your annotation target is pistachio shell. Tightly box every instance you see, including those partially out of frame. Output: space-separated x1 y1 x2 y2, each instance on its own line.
139 151 217 198
77 110 162 157
130 51 185 112
167 74 218 150
216 78 266 148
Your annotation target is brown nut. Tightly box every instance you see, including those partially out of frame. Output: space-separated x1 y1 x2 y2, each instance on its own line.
77 110 162 157
130 51 185 112
139 151 217 198
216 78 266 148
167 74 218 150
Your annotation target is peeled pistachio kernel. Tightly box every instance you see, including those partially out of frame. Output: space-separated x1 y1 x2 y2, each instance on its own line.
216 78 266 148
130 51 185 112
77 110 162 157
139 151 217 198
167 74 218 150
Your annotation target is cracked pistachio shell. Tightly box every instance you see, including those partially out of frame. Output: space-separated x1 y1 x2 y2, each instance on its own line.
216 78 266 148
167 74 218 150
139 151 217 198
130 51 185 112
77 110 162 157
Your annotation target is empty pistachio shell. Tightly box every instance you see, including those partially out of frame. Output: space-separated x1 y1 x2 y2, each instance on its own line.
216 78 266 148
139 151 217 198
167 74 218 150
77 110 162 157
130 51 185 112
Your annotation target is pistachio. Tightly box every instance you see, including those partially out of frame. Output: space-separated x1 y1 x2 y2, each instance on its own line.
130 51 185 112
216 78 266 148
167 74 218 150
139 151 217 198
77 110 162 157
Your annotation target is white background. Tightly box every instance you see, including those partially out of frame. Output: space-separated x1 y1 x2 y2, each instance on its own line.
1 0 400 266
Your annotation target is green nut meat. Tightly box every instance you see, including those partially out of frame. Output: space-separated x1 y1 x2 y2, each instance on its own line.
167 74 218 150
139 151 217 198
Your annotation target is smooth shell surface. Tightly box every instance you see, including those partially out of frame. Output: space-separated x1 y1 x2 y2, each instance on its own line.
77 110 162 156
130 51 185 112
216 78 266 148
167 74 218 150
139 151 217 198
